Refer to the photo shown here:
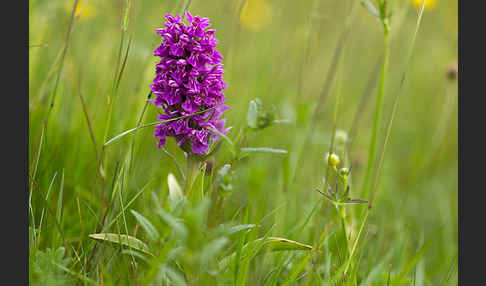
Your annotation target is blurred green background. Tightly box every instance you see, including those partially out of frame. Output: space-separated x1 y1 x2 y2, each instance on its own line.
29 0 457 284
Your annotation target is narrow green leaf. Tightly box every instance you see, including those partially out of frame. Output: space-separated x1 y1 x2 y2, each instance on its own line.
240 147 288 155
258 237 316 252
53 262 99 285
209 127 235 155
341 198 368 205
220 236 316 271
104 182 150 231
88 233 152 256
56 170 65 226
224 224 257 236
233 208 250 284
121 249 150 263
130 210 160 241
122 0 131 31
282 252 312 286
201 237 229 266
156 207 188 239
104 107 215 147
39 172 58 235
391 241 432 285
160 266 187 286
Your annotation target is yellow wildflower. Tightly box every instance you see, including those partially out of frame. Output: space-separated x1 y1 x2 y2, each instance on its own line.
411 0 438 10
65 1 98 21
239 0 273 31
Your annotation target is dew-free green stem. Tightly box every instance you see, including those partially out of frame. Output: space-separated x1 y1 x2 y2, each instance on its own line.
185 154 201 204
338 205 351 257
362 28 390 200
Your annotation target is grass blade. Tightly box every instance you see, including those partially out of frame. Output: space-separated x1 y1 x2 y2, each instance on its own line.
104 107 216 147
240 147 288 155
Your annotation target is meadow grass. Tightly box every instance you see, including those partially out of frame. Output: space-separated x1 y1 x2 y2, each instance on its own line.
29 0 457 285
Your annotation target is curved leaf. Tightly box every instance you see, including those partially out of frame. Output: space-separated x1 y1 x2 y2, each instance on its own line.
219 236 317 271
88 233 152 256
130 210 159 241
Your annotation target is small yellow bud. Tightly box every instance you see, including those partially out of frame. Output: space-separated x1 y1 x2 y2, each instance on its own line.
325 153 340 166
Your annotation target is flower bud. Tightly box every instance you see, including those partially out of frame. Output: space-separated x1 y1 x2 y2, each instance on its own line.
339 167 349 177
325 153 340 166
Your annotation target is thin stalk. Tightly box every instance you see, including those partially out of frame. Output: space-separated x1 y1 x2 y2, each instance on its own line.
101 0 133 177
347 55 382 153
342 209 369 278
325 47 345 182
361 29 390 200
162 148 186 181
77 71 101 165
293 0 358 183
347 1 410 153
127 91 152 177
368 0 427 209
102 35 132 148
296 0 319 103
337 205 351 257
31 0 78 183
342 1 427 280
44 0 79 123
185 154 201 204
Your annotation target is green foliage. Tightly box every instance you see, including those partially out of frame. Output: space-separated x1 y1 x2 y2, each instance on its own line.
28 0 458 284
31 247 73 286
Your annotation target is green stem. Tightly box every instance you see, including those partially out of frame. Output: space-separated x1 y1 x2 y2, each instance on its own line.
361 29 390 200
338 205 351 257
185 154 201 204
343 208 369 277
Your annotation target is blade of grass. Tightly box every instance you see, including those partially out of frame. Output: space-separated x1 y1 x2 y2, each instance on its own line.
43 0 79 125
38 172 57 237
339 4 427 282
54 169 65 245
31 0 79 185
360 22 390 201
283 222 332 286
104 107 216 146
77 71 101 166
233 206 249 283
117 159 137 266
103 180 152 231
293 0 359 183
348 1 410 153
368 0 426 209
240 147 288 155
391 240 432 285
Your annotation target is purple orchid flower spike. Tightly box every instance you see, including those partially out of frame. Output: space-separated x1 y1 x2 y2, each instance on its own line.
151 12 229 155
